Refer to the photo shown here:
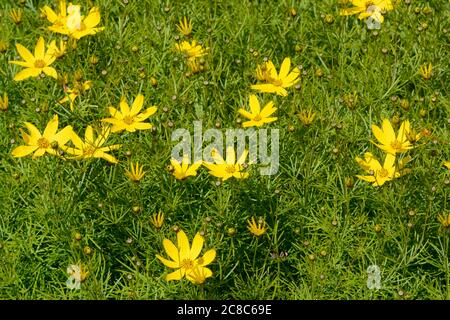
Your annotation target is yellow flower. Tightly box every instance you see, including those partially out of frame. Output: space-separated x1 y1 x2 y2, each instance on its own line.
9 36 58 81
170 157 202 180
0 92 8 111
238 95 277 128
177 17 193 36
156 230 216 281
419 63 432 80
444 161 450 169
187 59 203 75
371 119 417 155
63 125 122 164
437 213 450 228
203 146 249 181
340 0 393 22
11 115 73 159
59 80 92 111
48 39 67 59
101 94 157 133
66 264 88 290
251 58 300 97
125 162 146 182
186 265 212 285
175 40 208 61
44 1 105 40
298 109 316 126
10 9 23 24
151 212 165 229
355 152 409 187
247 217 267 237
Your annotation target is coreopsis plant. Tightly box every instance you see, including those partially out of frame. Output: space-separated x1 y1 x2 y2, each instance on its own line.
419 63 433 80
238 95 277 127
340 0 393 24
151 212 164 229
125 162 146 182
0 92 8 111
48 39 67 59
251 58 300 96
12 115 73 159
9 37 58 81
371 119 419 155
177 17 193 37
247 217 267 237
43 0 104 40
355 152 410 187
203 147 249 181
156 230 216 282
170 157 202 180
444 161 450 169
175 40 208 61
63 125 122 164
101 94 157 133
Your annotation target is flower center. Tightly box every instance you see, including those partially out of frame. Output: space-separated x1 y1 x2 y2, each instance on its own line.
253 114 262 122
390 139 403 150
378 168 389 178
197 258 204 265
225 165 236 174
180 258 194 270
77 22 86 31
34 59 46 68
37 137 50 149
366 4 378 13
83 146 95 156
123 116 134 125
270 77 283 87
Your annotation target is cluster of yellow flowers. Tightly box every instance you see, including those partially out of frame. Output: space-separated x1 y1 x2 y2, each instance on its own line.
355 119 422 187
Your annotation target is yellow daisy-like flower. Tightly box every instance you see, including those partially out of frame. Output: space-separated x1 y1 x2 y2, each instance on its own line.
101 94 157 133
11 115 73 159
63 125 122 164
437 213 450 229
355 152 409 187
48 39 67 59
444 162 450 169
238 95 277 128
251 58 300 97
170 157 202 180
156 230 216 282
10 8 23 25
247 217 267 237
151 212 165 229
203 147 249 181
175 40 208 61
371 119 418 155
298 109 316 126
177 17 193 36
59 80 92 111
419 63 432 80
44 1 105 40
9 36 58 81
340 0 394 22
125 162 146 182
186 265 212 285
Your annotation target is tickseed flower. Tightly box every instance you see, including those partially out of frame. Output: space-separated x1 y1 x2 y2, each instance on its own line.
156 230 216 282
125 162 146 182
247 217 267 237
170 157 202 180
340 0 393 23
444 162 450 169
66 264 88 290
203 147 249 181
12 115 73 159
419 63 433 80
355 152 410 187
151 212 165 229
298 109 316 126
0 92 8 111
101 94 157 133
177 17 193 36
371 119 418 155
63 125 122 164
9 36 58 81
48 39 67 59
437 213 450 229
187 59 203 75
238 95 277 128
186 265 212 285
44 1 105 40
59 80 92 111
251 58 300 97
10 8 23 24
175 40 208 61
